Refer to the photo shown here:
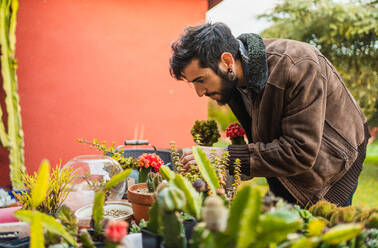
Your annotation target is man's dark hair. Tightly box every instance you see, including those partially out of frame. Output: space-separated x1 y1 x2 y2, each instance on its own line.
169 22 239 80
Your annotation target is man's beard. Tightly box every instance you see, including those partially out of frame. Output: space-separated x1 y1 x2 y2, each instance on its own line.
206 69 238 106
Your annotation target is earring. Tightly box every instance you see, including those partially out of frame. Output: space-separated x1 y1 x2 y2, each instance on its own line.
227 68 233 74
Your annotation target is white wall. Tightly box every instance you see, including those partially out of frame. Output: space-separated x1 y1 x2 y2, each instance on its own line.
206 0 278 36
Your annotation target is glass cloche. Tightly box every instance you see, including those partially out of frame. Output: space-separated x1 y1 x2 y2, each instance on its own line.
63 155 126 211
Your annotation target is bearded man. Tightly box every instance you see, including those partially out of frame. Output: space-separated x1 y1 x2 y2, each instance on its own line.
169 22 369 207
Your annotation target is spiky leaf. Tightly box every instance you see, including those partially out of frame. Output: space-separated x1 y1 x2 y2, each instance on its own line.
192 146 219 194
160 165 175 181
31 160 50 208
93 191 105 236
104 168 131 191
228 184 261 247
171 174 201 219
14 210 77 246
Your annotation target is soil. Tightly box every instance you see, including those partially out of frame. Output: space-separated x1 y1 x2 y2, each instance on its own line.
134 187 151 194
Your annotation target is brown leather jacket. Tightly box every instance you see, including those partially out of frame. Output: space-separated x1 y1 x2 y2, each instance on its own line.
228 38 369 207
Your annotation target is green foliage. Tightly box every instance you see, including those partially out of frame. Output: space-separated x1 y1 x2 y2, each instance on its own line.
13 162 76 213
162 211 187 248
191 120 221 146
171 174 202 219
15 209 77 246
260 0 378 124
192 146 220 194
79 229 96 248
321 223 363 245
78 138 139 169
0 0 26 190
31 160 50 208
104 168 132 191
92 191 105 237
147 202 162 234
159 165 175 181
208 101 238 131
228 184 262 247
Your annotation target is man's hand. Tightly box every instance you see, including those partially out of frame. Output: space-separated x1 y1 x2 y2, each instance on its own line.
180 146 226 170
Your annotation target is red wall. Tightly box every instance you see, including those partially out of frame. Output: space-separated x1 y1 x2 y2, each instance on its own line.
0 0 208 185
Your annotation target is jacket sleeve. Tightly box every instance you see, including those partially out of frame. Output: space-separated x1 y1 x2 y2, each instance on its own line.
229 59 327 177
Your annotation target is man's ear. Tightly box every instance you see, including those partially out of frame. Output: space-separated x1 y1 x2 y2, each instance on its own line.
220 52 234 69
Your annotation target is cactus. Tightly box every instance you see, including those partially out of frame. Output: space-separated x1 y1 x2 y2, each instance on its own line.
146 172 162 193
191 120 220 146
309 200 337 220
202 195 228 232
0 0 26 190
56 205 78 238
79 229 96 248
232 158 241 194
329 206 357 226
170 141 183 172
156 185 187 248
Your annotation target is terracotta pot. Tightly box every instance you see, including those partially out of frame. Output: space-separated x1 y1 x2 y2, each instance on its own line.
127 183 154 223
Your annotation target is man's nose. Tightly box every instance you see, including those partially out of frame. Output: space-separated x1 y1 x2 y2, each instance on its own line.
194 84 206 97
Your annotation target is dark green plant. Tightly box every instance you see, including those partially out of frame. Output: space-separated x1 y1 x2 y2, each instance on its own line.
191 120 220 146
0 0 25 190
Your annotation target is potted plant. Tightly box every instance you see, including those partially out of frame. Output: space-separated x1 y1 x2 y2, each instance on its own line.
13 163 76 215
225 122 246 145
127 154 163 223
190 120 220 146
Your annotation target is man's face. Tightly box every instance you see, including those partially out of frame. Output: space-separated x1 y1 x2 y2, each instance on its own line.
182 59 238 105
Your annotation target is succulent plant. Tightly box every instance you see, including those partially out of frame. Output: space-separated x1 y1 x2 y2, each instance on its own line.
329 206 357 226
190 120 220 146
146 172 162 193
202 195 228 232
309 200 337 220
225 122 246 145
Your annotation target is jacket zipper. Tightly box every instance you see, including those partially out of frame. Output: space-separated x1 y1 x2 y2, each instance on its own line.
323 136 348 161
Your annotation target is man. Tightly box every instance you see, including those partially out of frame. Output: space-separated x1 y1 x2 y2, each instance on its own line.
169 22 370 207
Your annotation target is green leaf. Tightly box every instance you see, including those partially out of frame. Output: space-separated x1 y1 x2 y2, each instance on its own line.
322 223 363 245
31 212 44 248
257 208 302 246
159 165 175 181
104 168 132 191
307 218 326 237
192 146 220 194
31 159 50 208
227 184 261 248
93 191 105 235
14 210 77 246
171 174 202 219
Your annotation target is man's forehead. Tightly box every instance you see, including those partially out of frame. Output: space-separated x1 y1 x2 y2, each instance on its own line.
182 59 204 82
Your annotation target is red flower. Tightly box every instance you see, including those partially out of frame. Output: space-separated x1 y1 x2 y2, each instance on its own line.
105 220 129 243
226 123 245 140
138 153 164 172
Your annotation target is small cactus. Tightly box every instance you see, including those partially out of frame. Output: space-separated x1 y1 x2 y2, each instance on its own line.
329 206 357 226
192 179 207 193
202 195 228 232
146 172 162 193
79 229 96 248
232 158 242 194
309 200 337 220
